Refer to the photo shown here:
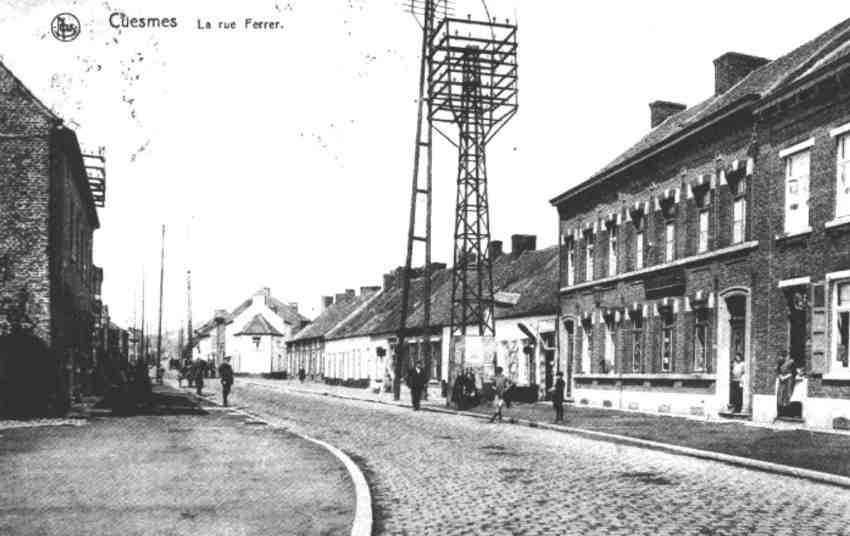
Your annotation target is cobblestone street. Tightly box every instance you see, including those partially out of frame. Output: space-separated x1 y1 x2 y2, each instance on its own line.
204 381 850 536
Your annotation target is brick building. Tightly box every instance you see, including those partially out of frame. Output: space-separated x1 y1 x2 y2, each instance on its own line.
551 19 850 429
0 60 103 416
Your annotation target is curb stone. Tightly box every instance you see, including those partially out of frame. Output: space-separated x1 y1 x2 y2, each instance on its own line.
248 381 850 490
170 380 373 536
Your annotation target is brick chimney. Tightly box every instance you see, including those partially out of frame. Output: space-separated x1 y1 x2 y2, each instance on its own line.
214 309 228 322
510 234 537 256
488 240 504 259
360 285 381 297
288 302 299 314
335 291 350 304
382 272 395 291
713 52 769 95
345 289 355 300
321 296 334 312
649 100 686 128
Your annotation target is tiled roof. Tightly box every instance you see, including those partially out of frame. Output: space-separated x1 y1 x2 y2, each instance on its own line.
326 246 559 340
235 314 284 336
551 17 850 205
290 293 375 342
229 291 310 327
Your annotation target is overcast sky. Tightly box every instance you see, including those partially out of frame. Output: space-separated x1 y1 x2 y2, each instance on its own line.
1 1 848 334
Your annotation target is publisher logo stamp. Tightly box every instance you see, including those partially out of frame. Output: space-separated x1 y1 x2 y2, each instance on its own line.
51 13 81 42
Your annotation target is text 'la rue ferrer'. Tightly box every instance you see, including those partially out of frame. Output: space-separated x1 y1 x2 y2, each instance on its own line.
196 18 283 31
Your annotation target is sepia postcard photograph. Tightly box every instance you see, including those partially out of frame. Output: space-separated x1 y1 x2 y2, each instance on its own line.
1 1 850 534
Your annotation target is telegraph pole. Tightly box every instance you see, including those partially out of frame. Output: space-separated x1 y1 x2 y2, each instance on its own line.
155 225 165 366
186 269 193 360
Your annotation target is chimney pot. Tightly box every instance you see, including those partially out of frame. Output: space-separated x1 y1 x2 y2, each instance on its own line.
649 100 686 128
488 240 504 259
510 234 537 256
321 296 334 312
713 52 769 95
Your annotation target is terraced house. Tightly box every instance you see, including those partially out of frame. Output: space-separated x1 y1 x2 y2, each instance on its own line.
551 19 850 429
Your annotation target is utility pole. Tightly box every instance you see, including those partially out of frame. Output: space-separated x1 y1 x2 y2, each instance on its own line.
186 269 193 360
156 225 165 366
140 269 146 365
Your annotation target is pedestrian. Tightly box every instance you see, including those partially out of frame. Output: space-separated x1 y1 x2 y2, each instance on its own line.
298 367 306 383
406 360 428 410
730 352 745 413
219 356 234 407
489 366 510 423
551 371 566 422
776 350 796 415
195 359 205 396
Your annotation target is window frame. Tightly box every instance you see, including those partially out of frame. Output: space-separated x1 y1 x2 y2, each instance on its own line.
659 305 675 372
607 223 618 277
692 306 710 372
836 133 850 219
832 279 850 371
783 148 811 234
630 311 644 373
565 236 575 287
584 231 595 282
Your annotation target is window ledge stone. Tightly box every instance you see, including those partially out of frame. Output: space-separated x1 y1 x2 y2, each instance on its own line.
825 216 850 231
775 227 813 242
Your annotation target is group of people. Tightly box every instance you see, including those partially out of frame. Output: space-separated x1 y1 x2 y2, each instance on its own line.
728 350 800 418
174 357 235 406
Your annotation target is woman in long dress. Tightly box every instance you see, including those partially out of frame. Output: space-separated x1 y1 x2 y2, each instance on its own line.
776 351 796 414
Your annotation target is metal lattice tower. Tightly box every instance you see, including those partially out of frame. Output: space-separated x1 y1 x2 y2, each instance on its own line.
430 16 518 382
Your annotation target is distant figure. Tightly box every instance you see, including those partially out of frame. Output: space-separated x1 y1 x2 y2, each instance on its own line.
406 360 428 411
298 367 306 383
730 353 745 413
489 366 510 423
776 351 796 415
551 370 566 422
194 359 205 396
219 356 234 407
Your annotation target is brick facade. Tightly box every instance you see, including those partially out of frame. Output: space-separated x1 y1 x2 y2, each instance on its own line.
552 20 850 428
0 61 100 416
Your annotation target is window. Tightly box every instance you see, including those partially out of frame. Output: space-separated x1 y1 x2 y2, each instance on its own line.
584 232 595 281
834 281 850 369
837 135 850 218
784 149 810 234
630 209 646 271
566 237 575 287
665 222 675 262
659 306 675 372
696 188 711 253
731 177 747 244
693 307 709 372
630 312 643 373
580 319 593 374
252 336 261 349
607 224 618 277
603 315 616 373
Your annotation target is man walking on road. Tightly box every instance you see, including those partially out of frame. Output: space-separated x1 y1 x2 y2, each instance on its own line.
219 356 234 407
489 366 510 423
552 371 565 422
406 360 427 411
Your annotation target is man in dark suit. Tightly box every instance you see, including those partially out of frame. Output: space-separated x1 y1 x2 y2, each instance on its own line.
406 360 428 411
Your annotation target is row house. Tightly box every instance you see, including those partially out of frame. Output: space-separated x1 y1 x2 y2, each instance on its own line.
309 236 559 401
551 19 850 429
0 59 105 416
194 287 309 374
286 288 378 380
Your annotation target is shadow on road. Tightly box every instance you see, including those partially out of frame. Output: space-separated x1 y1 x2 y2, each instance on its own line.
93 384 209 417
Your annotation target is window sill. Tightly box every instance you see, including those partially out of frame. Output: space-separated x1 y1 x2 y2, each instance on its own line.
774 227 813 242
574 373 716 381
825 216 850 232
822 371 850 382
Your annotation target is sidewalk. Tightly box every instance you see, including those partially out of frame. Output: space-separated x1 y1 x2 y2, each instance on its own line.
240 377 850 485
0 384 356 536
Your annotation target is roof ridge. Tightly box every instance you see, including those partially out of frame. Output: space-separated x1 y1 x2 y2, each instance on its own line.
766 18 850 95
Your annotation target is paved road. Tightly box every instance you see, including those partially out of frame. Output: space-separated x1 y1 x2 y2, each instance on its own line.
0 387 354 536
203 379 850 536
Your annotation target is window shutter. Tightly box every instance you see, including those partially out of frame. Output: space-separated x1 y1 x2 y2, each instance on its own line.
810 282 828 374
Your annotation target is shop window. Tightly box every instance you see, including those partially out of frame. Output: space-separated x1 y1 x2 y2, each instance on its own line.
693 307 709 372
630 312 644 373
834 281 850 369
659 306 675 372
607 224 618 277
837 134 850 219
584 231 595 281
784 149 810 234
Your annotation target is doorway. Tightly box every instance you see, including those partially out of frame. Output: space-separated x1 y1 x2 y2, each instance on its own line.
727 295 746 411
717 290 751 415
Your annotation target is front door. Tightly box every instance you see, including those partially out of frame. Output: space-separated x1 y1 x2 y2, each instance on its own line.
727 295 746 409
